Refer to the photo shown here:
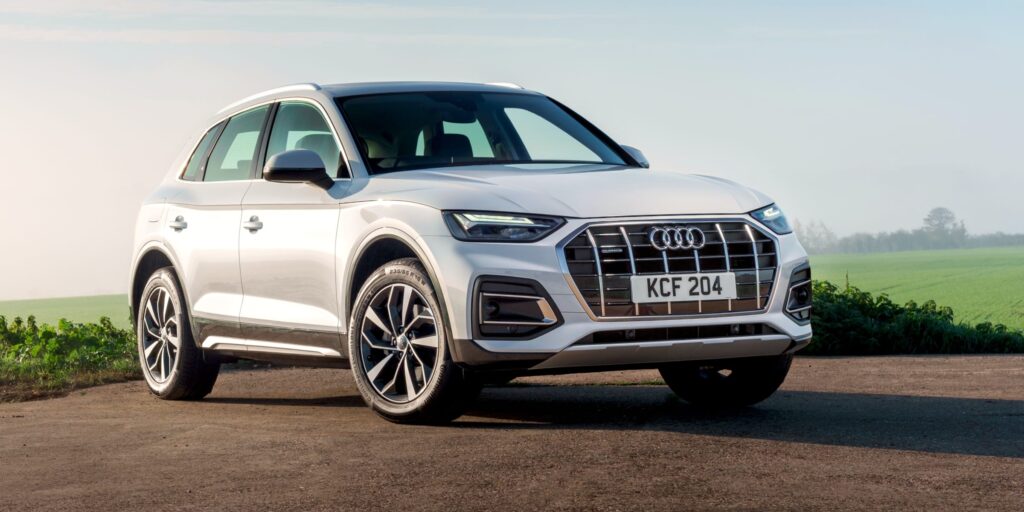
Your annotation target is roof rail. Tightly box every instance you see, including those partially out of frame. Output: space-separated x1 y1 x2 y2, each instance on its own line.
217 83 322 114
485 82 525 89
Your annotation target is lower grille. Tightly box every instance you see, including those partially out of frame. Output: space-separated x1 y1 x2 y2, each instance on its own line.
577 323 779 345
562 220 778 318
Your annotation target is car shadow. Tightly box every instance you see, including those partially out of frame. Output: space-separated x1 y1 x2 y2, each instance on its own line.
459 385 1024 459
203 395 366 408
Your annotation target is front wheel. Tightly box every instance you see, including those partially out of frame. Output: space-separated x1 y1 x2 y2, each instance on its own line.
348 258 479 424
659 354 792 408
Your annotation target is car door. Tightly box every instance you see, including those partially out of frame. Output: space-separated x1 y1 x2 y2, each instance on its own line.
167 105 269 344
238 100 348 352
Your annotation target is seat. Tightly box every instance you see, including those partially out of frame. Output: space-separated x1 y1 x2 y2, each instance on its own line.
295 134 340 175
429 133 473 159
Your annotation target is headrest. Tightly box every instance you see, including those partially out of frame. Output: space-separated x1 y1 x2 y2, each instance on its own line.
429 133 473 159
296 134 335 153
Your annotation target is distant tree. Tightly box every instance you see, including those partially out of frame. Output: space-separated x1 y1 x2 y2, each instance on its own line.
793 219 838 254
797 207 1021 254
923 207 957 232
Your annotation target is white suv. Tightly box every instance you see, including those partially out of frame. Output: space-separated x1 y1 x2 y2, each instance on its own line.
130 82 812 423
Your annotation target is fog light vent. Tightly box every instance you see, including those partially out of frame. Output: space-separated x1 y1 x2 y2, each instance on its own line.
474 277 562 339
785 265 812 323
480 293 557 326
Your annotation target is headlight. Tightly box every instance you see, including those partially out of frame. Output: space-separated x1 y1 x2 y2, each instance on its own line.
443 211 565 242
750 204 792 234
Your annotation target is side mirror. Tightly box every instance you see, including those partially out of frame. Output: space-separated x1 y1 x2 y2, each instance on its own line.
621 145 650 168
264 150 333 189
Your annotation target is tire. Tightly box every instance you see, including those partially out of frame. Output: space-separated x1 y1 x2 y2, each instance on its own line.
137 268 220 400
348 258 480 424
659 354 792 408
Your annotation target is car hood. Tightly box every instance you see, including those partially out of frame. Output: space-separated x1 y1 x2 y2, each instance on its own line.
346 164 773 218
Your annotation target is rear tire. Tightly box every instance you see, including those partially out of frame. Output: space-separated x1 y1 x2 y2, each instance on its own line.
137 268 220 400
659 354 792 408
348 258 479 424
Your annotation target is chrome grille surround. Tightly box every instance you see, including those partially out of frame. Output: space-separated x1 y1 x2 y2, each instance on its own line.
558 218 780 321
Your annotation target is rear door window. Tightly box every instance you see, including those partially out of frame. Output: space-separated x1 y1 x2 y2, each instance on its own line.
204 106 270 182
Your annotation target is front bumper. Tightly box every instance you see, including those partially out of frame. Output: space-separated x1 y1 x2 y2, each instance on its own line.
423 214 812 372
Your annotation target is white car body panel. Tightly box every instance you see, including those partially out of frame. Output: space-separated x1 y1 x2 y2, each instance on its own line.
239 180 345 342
163 182 249 326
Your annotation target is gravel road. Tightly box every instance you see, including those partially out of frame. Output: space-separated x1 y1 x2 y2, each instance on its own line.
2 356 1022 511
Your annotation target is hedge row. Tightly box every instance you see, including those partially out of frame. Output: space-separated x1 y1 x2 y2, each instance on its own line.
803 281 1024 355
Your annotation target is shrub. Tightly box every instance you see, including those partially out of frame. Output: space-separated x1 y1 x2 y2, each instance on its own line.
804 281 1024 355
0 315 139 396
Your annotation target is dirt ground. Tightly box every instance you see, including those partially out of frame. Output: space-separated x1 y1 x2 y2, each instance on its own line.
1 356 1022 511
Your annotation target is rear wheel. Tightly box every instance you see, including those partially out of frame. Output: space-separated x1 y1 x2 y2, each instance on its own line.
348 258 479 424
137 268 220 400
659 354 792 408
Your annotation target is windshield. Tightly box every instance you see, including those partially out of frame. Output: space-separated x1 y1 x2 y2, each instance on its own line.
336 92 628 174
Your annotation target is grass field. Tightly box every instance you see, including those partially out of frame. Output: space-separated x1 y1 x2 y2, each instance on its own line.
0 294 130 329
812 246 1024 331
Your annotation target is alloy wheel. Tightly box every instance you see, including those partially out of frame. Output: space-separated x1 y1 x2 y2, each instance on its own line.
141 286 181 384
359 284 441 403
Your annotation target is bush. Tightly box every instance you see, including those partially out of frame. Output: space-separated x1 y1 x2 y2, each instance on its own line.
0 315 139 398
805 281 1024 355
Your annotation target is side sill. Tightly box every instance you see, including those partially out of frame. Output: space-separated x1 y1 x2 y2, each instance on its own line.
201 336 350 368
201 336 344 357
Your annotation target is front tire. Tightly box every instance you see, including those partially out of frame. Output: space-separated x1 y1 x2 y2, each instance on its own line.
659 354 792 408
137 268 220 400
348 258 479 424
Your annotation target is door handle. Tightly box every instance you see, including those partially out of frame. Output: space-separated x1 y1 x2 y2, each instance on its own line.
242 216 264 232
169 216 188 231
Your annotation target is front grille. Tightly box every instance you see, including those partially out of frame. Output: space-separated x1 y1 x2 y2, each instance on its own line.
562 220 778 318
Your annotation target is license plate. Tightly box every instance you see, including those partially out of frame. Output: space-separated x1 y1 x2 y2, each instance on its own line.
629 272 738 304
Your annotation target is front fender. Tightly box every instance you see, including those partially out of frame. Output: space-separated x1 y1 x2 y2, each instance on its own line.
337 202 453 336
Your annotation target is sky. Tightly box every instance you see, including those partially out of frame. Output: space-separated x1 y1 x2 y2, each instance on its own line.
1 0 1022 300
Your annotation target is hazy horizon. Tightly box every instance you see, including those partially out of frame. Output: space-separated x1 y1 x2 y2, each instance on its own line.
2 0 1022 300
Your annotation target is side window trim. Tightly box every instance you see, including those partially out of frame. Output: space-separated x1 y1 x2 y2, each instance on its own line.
253 102 280 180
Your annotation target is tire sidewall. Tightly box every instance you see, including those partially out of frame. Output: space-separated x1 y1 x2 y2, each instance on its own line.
137 268 190 396
347 260 456 419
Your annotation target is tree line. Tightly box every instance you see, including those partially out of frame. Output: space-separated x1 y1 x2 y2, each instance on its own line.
795 207 1024 254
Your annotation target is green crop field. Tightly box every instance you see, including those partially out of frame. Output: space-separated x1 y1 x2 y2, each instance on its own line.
812 246 1024 331
0 294 130 329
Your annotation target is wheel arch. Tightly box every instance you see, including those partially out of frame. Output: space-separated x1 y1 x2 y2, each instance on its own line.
342 229 452 339
129 244 186 332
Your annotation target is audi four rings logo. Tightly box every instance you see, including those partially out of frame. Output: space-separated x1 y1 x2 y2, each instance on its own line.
647 226 706 251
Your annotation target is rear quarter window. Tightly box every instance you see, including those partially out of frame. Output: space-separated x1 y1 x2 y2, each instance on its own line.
181 123 223 181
